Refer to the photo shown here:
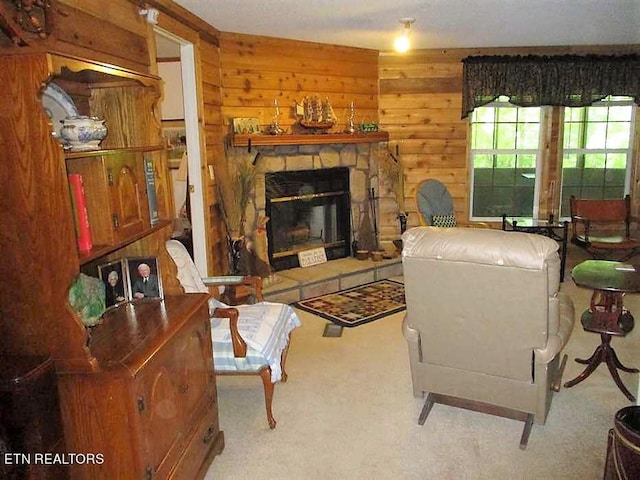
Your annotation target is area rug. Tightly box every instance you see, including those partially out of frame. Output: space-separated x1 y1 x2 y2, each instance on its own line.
294 279 405 327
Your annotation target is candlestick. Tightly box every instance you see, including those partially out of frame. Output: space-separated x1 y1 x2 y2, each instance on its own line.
344 100 356 134
269 98 284 135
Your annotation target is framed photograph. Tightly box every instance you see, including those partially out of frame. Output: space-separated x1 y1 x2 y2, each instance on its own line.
125 256 163 301
98 259 129 308
232 117 261 134
162 123 186 146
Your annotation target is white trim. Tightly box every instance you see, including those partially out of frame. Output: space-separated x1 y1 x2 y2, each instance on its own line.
625 104 637 195
180 44 207 276
154 28 208 275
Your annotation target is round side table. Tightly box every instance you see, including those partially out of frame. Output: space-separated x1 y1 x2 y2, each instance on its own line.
563 260 640 402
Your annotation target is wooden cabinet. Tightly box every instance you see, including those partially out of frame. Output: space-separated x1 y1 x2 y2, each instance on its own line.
57 295 223 480
0 48 223 479
66 150 152 247
135 306 217 479
44 53 173 263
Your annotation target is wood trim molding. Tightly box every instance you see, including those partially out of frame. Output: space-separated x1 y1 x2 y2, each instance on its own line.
138 0 220 46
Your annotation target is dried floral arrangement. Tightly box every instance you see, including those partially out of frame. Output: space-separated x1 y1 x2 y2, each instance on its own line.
217 145 258 238
379 150 406 214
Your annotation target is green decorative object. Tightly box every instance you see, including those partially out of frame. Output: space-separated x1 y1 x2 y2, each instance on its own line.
68 273 106 327
359 122 378 133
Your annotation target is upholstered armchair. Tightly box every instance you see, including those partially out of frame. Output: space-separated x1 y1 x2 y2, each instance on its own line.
401 227 574 449
166 240 301 429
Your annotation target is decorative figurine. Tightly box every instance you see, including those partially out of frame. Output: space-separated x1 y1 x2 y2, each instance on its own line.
323 97 337 124
294 95 337 133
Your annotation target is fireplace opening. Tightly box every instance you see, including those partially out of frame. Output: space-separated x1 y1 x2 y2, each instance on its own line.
265 167 351 271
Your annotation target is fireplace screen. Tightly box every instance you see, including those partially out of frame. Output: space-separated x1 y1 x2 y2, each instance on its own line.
266 167 350 271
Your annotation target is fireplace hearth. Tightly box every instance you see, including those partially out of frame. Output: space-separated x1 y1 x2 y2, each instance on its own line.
266 167 350 271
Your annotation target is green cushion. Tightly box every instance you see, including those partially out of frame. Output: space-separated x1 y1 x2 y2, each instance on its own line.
431 214 457 227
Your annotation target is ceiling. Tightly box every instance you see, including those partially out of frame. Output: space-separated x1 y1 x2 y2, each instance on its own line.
170 0 640 52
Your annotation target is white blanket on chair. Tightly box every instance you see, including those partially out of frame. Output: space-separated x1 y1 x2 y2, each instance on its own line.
211 301 301 382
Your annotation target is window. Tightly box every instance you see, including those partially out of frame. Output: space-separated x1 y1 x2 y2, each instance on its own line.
560 96 635 216
470 96 542 219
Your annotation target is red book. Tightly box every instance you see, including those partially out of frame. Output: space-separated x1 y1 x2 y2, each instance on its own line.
68 173 93 252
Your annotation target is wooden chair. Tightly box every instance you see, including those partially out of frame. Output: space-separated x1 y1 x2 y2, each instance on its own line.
165 239 301 429
569 195 640 261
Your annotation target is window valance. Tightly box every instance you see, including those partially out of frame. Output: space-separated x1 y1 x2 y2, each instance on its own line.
461 54 640 118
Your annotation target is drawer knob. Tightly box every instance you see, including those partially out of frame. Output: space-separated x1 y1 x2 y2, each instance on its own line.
203 425 215 444
179 383 189 394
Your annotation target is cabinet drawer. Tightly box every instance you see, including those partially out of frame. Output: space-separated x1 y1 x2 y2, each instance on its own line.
170 406 223 480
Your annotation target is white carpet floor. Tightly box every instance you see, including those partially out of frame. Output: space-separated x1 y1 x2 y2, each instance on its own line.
205 254 640 480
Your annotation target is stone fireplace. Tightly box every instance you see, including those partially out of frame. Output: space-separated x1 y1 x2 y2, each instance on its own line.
239 141 399 271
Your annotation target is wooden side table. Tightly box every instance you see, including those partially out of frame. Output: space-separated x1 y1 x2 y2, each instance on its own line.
563 260 640 401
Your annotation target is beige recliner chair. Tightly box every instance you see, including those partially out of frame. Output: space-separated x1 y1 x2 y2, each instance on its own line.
402 227 575 449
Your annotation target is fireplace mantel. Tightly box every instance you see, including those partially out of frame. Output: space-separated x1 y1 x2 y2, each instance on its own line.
233 131 389 148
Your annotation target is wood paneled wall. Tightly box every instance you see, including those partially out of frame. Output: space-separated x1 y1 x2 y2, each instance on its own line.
379 45 640 228
219 32 380 134
199 41 228 275
53 1 152 72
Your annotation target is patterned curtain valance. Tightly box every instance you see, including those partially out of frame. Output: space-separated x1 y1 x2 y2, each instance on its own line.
461 54 640 118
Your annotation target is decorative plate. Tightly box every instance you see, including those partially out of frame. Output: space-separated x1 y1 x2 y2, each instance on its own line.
42 82 79 144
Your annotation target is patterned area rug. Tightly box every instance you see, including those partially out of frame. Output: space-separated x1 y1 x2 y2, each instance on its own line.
294 279 405 327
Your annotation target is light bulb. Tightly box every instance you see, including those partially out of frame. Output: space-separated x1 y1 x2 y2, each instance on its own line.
394 34 410 53
393 18 415 53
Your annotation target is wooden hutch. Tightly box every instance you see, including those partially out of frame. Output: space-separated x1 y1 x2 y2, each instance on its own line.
0 2 223 479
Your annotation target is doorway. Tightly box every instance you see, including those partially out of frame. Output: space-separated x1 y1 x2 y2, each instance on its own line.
154 29 208 275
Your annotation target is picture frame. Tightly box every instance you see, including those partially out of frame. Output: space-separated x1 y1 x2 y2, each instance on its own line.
98 259 129 309
162 124 186 148
232 117 261 134
162 122 187 161
125 256 163 301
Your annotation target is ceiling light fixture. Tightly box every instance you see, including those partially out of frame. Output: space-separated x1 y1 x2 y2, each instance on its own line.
394 18 415 53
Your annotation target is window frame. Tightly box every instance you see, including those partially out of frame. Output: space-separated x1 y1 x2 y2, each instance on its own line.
467 97 636 222
559 96 637 218
468 98 546 222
